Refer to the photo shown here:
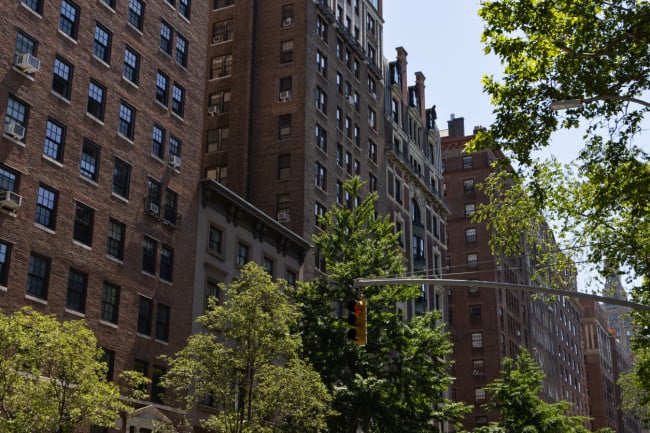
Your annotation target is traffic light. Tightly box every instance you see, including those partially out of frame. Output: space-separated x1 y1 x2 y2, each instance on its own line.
346 299 367 346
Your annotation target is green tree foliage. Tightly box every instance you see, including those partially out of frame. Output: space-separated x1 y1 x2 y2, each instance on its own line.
0 307 133 433
470 0 650 405
291 177 470 433
618 347 650 423
161 262 333 433
472 349 610 433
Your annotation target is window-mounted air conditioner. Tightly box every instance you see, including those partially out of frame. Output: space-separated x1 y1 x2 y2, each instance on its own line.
168 155 182 168
0 190 22 210
277 211 290 221
15 53 41 73
4 121 25 140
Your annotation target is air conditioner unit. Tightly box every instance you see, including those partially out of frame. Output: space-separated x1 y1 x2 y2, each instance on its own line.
277 211 290 221
15 53 41 73
212 34 224 44
282 17 293 27
515 330 521 337
4 121 25 140
207 105 221 116
0 190 22 210
168 155 182 168
148 202 160 214
472 369 480 376
279 90 292 101
347 96 355 106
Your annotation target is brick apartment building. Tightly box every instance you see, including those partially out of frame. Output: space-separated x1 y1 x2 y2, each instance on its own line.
383 47 448 318
202 0 385 276
441 117 589 430
0 0 208 427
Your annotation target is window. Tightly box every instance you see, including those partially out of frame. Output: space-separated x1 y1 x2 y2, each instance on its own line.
277 193 290 217
43 118 65 162
286 270 297 286
336 143 343 166
464 203 476 218
263 257 274 276
59 0 80 39
137 296 153 335
279 114 291 139
369 173 377 192
93 23 112 63
471 332 483 348
171 83 185 117
336 107 343 130
315 123 327 152
212 20 233 43
35 185 58 229
0 165 19 195
314 201 326 229
73 202 94 246
475 388 486 403
100 349 115 382
345 151 352 174
214 0 234 8
470 305 482 320
353 58 359 79
22 0 43 14
275 77 292 103
367 43 376 65
462 155 473 169
473 359 485 375
14 31 38 70
465 227 477 243
80 139 100 182
463 178 475 193
26 254 50 299
236 242 249 267
207 127 229 151
278 154 290 179
163 189 178 226
208 90 231 113
87 80 106 121
122 46 140 84
467 253 478 268
316 50 327 77
128 0 145 30
354 159 360 175
155 304 170 342
368 140 377 162
211 54 232 79
51 57 73 100
281 4 294 27
112 158 131 199
179 0 191 19
66 269 87 313
156 71 169 105
345 117 351 138
368 107 377 129
165 0 175 6
151 125 165 159
169 135 181 160
100 281 120 324
315 162 327 190
316 87 327 113
336 72 343 94
147 178 161 214
315 250 326 273
106 219 125 260
204 280 220 313
142 237 158 275
100 0 116 8
160 21 173 54
0 241 12 286
368 77 377 98
354 125 360 147
175 34 188 67
118 101 135 139
394 178 402 203
336 180 343 204
208 225 222 253
316 15 327 41
280 40 293 63
151 365 166 403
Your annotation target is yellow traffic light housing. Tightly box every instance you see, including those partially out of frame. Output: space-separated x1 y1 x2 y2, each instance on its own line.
346 299 367 346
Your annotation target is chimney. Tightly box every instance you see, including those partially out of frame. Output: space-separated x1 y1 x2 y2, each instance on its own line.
447 115 465 137
473 125 486 135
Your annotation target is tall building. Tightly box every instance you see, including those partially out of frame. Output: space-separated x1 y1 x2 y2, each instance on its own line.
382 47 448 317
203 0 385 275
441 117 588 430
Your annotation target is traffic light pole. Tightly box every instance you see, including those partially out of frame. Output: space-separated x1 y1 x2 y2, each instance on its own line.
352 277 650 313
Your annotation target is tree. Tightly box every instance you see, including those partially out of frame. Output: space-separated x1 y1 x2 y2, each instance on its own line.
0 307 134 433
291 177 470 433
473 349 610 433
161 262 333 433
469 0 650 403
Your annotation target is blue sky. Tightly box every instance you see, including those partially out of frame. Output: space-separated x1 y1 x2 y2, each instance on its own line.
382 1 500 133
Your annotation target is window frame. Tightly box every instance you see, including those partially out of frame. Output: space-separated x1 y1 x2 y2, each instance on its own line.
59 0 80 40
128 0 145 30
112 158 131 199
26 253 50 299
43 118 66 162
106 219 126 260
0 240 12 286
35 184 58 229
87 80 106 121
73 201 95 246
52 56 73 100
142 236 158 275
65 268 88 313
123 46 140 84
118 100 135 139
93 23 112 63
80 139 100 182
